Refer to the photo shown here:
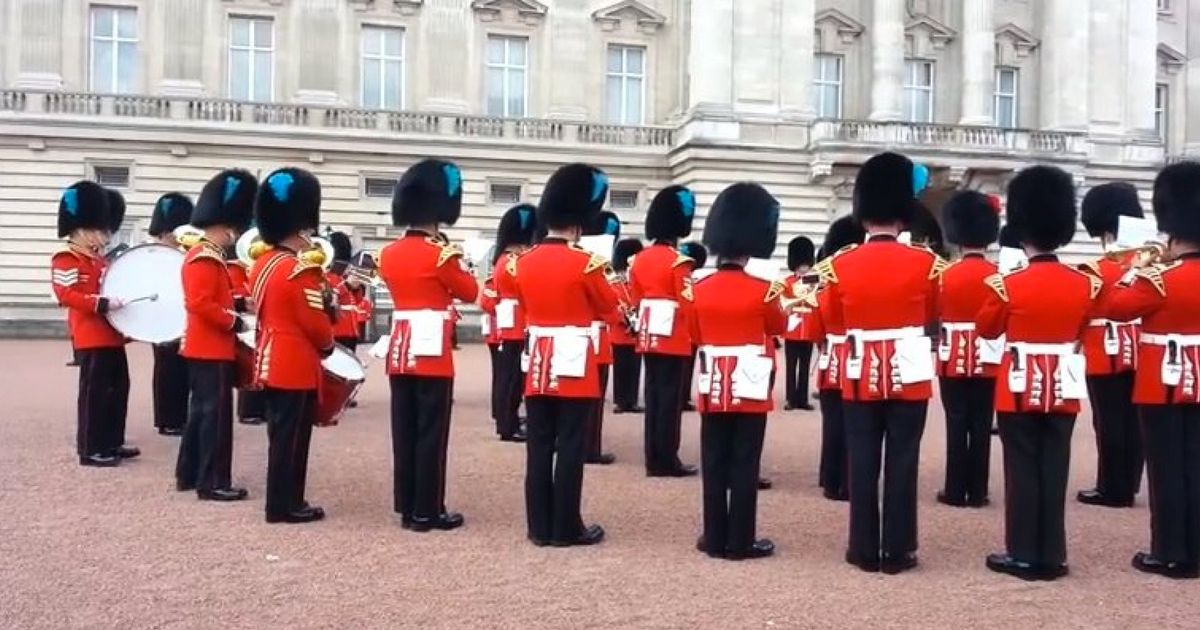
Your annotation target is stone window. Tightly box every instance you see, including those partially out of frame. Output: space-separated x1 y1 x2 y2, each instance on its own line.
90 163 131 188
813 54 843 119
489 182 522 205
1155 83 1169 141
994 67 1019 128
605 45 645 125
486 35 528 118
89 6 138 94
903 59 935 123
609 189 638 210
361 26 405 110
229 16 274 102
363 176 398 199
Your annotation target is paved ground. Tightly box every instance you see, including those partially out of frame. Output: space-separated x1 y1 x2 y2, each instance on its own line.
0 340 1196 629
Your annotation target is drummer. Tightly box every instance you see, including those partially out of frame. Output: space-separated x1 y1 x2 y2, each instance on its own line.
327 231 363 352
51 181 136 467
147 193 195 436
176 169 258 502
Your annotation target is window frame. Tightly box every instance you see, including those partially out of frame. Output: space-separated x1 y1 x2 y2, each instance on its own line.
993 66 1019 129
812 53 844 119
1155 83 1169 141
605 44 647 125
227 15 276 103
609 189 639 211
485 34 530 118
363 175 399 199
902 59 935 124
88 5 139 94
360 24 406 110
488 181 523 206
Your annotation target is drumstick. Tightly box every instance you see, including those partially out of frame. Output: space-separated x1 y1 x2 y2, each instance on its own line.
124 293 159 305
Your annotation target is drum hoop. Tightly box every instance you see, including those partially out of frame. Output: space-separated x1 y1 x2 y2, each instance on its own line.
100 242 186 343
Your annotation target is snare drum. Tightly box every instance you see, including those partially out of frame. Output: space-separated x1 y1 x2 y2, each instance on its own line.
316 344 366 427
100 243 186 343
235 315 259 390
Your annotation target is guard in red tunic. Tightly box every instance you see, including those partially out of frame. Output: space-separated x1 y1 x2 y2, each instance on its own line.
51 181 134 467
1076 183 1145 508
484 203 536 443
480 275 503 430
804 217 864 501
610 238 644 414
678 240 707 415
379 159 479 532
630 186 698 477
176 169 257 502
977 166 1100 581
249 167 336 524
691 183 787 560
514 163 618 546
147 193 194 436
936 191 1002 508
583 210 624 465
1106 161 1200 579
783 236 817 411
227 253 265 425
326 231 362 352
816 153 943 574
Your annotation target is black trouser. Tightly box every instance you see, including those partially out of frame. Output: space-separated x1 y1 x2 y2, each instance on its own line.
494 340 525 438
843 400 927 561
487 343 501 421
263 388 317 517
586 365 611 459
238 389 265 420
389 375 453 519
525 396 591 543
784 341 815 407
939 377 996 504
335 337 358 353
75 347 130 457
682 348 697 407
176 360 235 492
1140 404 1200 564
612 344 642 409
644 353 687 473
1087 372 1143 502
701 413 768 553
997 412 1075 567
818 389 846 494
151 342 188 431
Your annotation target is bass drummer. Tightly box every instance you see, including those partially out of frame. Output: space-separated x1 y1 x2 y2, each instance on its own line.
147 193 195 436
175 169 258 502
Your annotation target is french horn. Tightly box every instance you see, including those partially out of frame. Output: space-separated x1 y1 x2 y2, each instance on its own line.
235 227 270 266
172 224 205 250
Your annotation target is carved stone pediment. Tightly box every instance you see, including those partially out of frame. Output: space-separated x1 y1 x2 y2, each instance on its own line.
592 1 666 34
994 23 1039 62
1158 43 1186 75
471 0 547 25
347 0 423 14
814 8 865 47
904 14 956 52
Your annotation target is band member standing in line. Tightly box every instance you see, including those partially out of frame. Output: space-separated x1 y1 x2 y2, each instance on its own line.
227 248 266 426
631 186 698 477
816 153 944 574
51 181 135 467
486 203 537 443
584 210 623 465
147 193 195 436
176 169 257 502
783 236 816 411
1106 161 1200 579
379 159 479 532
327 231 362 353
977 165 1099 581
1076 183 1145 508
690 182 787 561
678 241 707 414
250 167 335 524
480 274 503 429
515 163 618 546
936 191 1002 508
610 237 644 414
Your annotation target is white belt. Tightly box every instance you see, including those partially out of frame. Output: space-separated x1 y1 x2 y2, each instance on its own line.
1089 318 1142 327
942 322 976 332
699 344 764 359
528 325 592 339
641 298 677 308
1141 333 1200 347
826 334 847 346
392 308 449 321
1009 342 1076 356
848 326 924 342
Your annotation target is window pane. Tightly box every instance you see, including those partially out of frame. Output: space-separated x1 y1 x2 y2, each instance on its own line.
230 49 249 99
1000 69 1016 93
918 93 931 122
815 55 829 81
607 47 622 73
117 8 137 39
508 70 525 116
92 42 112 91
386 61 404 108
117 42 137 93
93 8 113 37
509 39 526 66
998 97 1014 127
824 87 840 118
362 58 381 107
231 19 249 47
384 29 403 57
626 78 642 124
921 63 933 87
606 77 622 123
253 51 272 101
363 28 381 56
486 68 504 115
487 37 504 64
627 48 644 74
254 20 273 48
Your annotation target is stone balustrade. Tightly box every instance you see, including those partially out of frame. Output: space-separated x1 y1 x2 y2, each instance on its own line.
810 119 1090 157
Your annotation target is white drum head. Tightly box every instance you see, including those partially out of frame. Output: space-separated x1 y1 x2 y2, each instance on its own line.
237 314 257 348
101 243 186 344
323 345 366 381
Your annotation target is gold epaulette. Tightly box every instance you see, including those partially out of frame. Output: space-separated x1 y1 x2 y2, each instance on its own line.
1078 259 1103 278
813 258 837 284
289 259 324 280
928 254 950 280
984 273 1009 302
672 253 695 268
190 244 225 265
680 277 695 302
764 280 786 303
566 244 608 274
1087 275 1103 299
1136 263 1172 297
53 247 83 261
434 241 464 268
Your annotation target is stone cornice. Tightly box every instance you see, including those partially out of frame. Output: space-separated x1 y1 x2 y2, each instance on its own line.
592 1 666 34
471 0 547 25
995 23 1039 59
813 8 865 44
904 14 956 50
1158 43 1186 74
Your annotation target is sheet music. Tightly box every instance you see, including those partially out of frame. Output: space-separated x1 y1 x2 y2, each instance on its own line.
1115 215 1161 249
577 235 615 259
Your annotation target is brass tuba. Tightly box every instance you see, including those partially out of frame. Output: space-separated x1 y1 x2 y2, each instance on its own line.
302 235 336 270
173 224 205 250
235 227 270 266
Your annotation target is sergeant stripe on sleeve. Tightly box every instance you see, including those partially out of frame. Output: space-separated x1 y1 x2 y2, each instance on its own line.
303 288 325 310
52 269 79 286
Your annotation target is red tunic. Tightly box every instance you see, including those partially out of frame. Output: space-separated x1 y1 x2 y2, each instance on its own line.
378 231 480 378
326 270 360 340
50 244 124 349
609 275 638 347
227 261 250 300
691 267 787 413
1105 255 1200 405
803 287 849 392
938 253 1000 379
248 249 336 390
630 243 695 357
1079 256 1140 375
783 273 817 342
975 256 1101 414
817 236 945 402
180 239 239 361
515 239 619 399
479 276 502 347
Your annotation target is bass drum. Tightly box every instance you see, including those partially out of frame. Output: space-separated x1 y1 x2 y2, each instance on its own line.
101 243 186 344
316 344 366 427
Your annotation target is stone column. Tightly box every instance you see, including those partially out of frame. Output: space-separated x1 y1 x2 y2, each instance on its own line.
421 0 471 113
159 0 207 96
1124 0 1157 136
868 0 904 121
733 0 779 115
1039 0 1090 130
292 0 341 104
14 0 64 89
687 0 734 115
1188 0 1200 154
958 0 995 125
779 0 816 120
546 0 589 121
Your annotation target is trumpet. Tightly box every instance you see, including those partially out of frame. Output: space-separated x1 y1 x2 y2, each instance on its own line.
1106 242 1167 267
173 224 205 250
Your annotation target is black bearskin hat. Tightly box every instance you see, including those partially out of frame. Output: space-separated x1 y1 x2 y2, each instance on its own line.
1005 165 1078 252
255 167 322 246
192 169 257 232
613 238 642 272
787 236 815 270
148 193 194 237
393 159 463 227
105 189 126 233
494 203 537 262
1153 161 1200 243
998 223 1021 249
1081 182 1144 239
702 182 779 259
57 180 111 238
819 215 866 260
853 152 926 226
681 241 708 269
329 231 352 262
646 185 696 241
943 191 1001 248
537 163 608 230
586 210 622 239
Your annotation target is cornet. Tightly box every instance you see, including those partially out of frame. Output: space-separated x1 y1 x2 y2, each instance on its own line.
1106 242 1168 266
173 224 205 250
